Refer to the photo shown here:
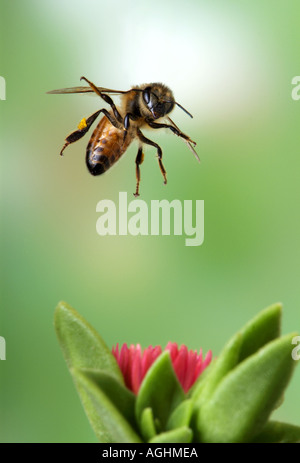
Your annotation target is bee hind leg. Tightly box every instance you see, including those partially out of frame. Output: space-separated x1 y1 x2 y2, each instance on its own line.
60 109 101 156
60 108 120 156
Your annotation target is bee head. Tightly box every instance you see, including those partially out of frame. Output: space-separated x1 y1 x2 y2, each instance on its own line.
141 83 193 120
142 83 175 119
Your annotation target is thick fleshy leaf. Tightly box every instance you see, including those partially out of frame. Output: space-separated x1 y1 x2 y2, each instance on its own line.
252 420 300 443
54 301 123 382
73 368 142 443
140 408 157 441
166 400 193 431
149 427 193 443
191 303 282 406
79 369 136 430
196 333 297 443
136 351 185 431
191 333 242 404
238 303 282 362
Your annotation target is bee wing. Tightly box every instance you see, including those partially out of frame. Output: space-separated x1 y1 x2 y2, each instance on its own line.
167 117 200 162
47 86 132 95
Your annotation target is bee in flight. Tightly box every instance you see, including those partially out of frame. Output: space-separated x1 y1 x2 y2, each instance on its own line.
48 77 199 196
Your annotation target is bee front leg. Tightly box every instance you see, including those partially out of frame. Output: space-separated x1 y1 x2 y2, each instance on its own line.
147 118 200 162
146 119 196 145
137 129 167 185
134 146 144 197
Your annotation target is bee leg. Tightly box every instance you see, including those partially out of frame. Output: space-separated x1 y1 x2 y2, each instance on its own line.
134 146 144 197
123 113 139 143
137 129 167 185
146 119 200 163
166 116 200 162
60 109 101 156
146 120 195 144
60 109 119 156
80 76 123 124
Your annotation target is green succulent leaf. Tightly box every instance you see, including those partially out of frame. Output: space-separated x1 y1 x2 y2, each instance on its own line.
149 427 193 443
252 420 300 443
195 333 297 443
136 351 185 431
73 369 142 443
191 332 242 405
54 301 123 383
191 303 282 407
166 399 193 431
79 369 136 430
140 408 157 442
238 303 282 362
54 302 299 444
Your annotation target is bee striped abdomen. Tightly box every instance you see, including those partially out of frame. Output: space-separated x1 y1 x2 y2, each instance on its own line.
86 116 132 176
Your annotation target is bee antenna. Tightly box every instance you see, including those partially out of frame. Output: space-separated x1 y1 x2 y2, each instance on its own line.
175 101 193 118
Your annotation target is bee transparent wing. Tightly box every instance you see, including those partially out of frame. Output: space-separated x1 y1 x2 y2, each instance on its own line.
167 117 200 162
47 86 130 95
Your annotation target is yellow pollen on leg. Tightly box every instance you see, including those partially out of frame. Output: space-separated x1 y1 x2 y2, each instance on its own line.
78 118 87 130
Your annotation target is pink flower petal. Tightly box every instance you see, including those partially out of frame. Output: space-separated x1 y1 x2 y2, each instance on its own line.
183 350 198 392
112 342 212 395
172 345 188 388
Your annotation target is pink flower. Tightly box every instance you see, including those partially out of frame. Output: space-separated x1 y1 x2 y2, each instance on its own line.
112 342 212 394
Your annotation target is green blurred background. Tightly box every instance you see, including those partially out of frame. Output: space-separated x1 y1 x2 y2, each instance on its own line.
1 0 300 442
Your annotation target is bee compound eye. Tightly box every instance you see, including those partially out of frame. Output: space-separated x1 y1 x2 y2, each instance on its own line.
164 101 174 114
143 87 151 104
155 102 164 114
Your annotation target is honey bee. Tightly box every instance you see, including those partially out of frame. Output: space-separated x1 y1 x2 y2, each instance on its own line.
48 77 199 196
